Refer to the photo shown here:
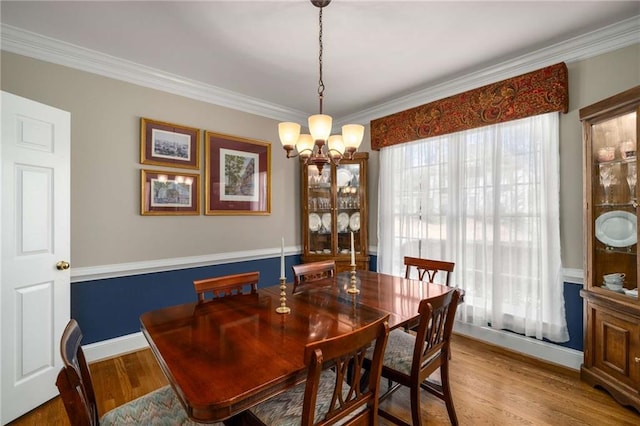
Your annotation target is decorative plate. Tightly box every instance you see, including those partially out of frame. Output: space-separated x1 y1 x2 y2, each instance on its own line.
595 210 637 247
337 212 349 232
309 213 321 232
321 213 331 231
349 212 360 231
624 288 638 297
336 168 352 187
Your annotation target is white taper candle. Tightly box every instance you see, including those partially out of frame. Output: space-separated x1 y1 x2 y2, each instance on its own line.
280 237 285 279
350 231 355 266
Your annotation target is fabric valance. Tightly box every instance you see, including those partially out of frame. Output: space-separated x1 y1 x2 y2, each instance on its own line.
370 62 568 150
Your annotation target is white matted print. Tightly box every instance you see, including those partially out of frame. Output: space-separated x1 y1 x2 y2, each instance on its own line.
220 148 259 202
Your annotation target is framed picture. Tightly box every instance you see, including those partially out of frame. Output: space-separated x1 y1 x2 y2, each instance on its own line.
141 169 200 215
140 118 200 169
205 131 271 215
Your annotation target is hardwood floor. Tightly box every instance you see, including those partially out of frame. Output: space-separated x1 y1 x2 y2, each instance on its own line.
9 334 640 425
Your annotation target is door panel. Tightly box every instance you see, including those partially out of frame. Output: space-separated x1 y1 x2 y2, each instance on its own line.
1 91 70 424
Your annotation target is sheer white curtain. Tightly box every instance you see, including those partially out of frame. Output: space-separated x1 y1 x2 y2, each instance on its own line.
378 112 569 342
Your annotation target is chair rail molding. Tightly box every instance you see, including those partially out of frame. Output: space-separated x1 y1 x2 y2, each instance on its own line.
70 245 300 283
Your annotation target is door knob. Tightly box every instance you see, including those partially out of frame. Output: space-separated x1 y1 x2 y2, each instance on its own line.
56 261 70 270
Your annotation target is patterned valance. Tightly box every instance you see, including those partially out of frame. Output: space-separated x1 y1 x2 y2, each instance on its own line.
371 62 568 150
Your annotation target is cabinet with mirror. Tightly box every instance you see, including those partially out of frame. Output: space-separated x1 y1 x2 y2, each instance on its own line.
580 86 640 411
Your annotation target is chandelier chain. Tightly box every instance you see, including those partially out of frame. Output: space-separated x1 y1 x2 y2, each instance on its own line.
278 0 363 171
317 6 324 114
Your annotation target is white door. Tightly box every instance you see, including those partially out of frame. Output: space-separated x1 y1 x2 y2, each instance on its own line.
1 91 70 424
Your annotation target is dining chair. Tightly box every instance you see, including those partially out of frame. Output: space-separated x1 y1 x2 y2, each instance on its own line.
404 256 464 317
403 256 455 286
239 314 390 426
292 260 336 294
193 271 259 303
56 319 224 426
369 289 461 426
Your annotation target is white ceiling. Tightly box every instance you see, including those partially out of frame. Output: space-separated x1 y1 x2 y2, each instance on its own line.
1 0 639 124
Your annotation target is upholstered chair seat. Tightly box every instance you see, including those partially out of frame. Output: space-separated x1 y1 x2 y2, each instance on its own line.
248 369 365 425
239 314 390 426
100 385 223 425
375 328 419 375
56 319 226 426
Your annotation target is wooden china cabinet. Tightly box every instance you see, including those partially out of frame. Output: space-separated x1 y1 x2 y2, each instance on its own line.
580 85 640 411
301 152 369 272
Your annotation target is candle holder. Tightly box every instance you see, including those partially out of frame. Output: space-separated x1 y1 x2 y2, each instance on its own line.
347 265 360 294
275 277 291 314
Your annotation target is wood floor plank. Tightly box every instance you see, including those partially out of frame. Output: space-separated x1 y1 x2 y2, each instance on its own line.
8 334 640 425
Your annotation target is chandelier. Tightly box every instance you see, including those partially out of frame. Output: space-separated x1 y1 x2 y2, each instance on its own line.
278 0 364 173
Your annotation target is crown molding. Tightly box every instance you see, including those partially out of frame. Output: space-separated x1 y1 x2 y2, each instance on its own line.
0 24 308 124
337 15 640 127
2 16 638 127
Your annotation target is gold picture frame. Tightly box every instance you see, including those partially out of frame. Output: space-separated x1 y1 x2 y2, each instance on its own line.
140 118 200 169
204 131 271 215
141 169 200 215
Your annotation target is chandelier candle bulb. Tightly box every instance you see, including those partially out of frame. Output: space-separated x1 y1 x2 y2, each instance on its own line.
309 114 332 141
296 134 314 159
278 122 301 153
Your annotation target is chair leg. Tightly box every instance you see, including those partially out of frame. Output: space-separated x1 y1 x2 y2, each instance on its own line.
440 363 458 426
410 382 422 426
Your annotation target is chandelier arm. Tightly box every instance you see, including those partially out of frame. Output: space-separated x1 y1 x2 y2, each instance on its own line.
326 148 344 165
325 148 344 157
284 147 315 159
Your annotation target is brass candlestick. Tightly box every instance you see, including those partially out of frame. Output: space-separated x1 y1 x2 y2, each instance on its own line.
275 277 291 314
347 265 360 294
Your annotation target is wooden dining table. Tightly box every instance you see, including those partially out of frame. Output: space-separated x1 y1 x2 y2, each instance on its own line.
140 269 452 423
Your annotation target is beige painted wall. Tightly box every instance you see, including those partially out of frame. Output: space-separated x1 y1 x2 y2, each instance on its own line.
1 52 299 267
560 43 639 269
2 44 639 270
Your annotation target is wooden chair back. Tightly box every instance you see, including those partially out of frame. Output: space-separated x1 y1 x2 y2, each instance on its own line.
301 314 389 425
292 260 336 294
404 256 454 286
413 289 460 383
56 319 99 426
193 271 259 303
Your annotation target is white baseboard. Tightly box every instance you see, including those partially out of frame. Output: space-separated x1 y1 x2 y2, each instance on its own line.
83 332 149 363
454 322 583 371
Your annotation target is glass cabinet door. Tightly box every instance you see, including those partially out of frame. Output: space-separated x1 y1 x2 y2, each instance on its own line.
588 107 638 296
336 162 362 256
306 165 333 255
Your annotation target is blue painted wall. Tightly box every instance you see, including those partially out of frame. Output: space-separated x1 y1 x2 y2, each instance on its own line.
72 254 583 352
561 282 584 351
72 255 301 344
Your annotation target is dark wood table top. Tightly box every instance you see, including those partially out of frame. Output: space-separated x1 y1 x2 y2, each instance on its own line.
140 270 452 422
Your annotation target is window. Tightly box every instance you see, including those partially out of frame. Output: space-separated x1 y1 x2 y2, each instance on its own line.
378 112 568 342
